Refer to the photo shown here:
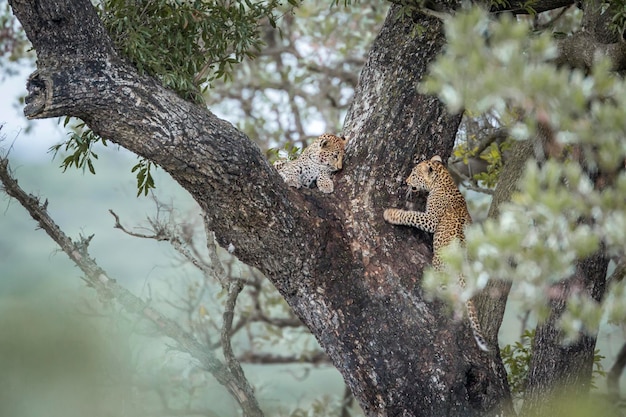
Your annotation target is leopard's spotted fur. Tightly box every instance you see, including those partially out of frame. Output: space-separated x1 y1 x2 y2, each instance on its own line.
383 155 489 352
274 134 346 194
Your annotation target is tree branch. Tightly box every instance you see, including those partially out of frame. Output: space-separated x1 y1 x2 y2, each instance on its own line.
221 280 262 417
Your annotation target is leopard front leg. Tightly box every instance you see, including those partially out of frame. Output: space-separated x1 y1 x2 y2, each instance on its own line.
383 208 437 233
316 170 335 193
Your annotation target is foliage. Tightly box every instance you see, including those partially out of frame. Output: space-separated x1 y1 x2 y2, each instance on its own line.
603 0 626 36
422 7 626 338
501 329 534 396
452 131 512 187
49 120 106 175
472 141 511 187
502 329 606 397
205 1 387 151
49 119 157 197
99 0 288 103
131 157 156 197
0 2 31 77
266 142 302 164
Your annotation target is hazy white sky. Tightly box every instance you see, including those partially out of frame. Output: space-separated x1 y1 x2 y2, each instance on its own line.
0 65 65 162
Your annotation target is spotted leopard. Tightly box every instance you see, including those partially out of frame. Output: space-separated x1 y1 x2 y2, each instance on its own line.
383 155 489 352
274 134 347 194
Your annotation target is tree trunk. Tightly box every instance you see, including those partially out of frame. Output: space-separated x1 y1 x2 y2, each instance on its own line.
9 0 515 415
520 251 608 416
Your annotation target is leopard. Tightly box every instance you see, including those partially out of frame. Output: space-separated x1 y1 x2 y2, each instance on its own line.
274 134 347 194
383 155 489 352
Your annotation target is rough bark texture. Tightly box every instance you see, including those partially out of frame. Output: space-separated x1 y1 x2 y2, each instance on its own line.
520 252 608 416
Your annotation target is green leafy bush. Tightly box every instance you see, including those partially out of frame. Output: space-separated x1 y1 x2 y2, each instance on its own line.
100 0 287 103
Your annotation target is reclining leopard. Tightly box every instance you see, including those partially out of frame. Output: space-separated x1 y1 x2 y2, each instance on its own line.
274 134 347 194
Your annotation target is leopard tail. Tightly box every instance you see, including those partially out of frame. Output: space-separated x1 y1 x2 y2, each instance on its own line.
466 299 489 352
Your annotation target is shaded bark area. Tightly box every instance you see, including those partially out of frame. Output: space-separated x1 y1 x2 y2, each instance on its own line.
554 0 626 71
8 0 511 415
520 252 608 416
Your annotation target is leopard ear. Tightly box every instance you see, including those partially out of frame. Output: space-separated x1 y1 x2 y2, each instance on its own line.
319 137 329 148
430 155 443 163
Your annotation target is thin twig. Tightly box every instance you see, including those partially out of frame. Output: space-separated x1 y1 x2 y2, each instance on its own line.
221 279 263 417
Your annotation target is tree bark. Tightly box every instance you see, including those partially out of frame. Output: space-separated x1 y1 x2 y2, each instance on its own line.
8 0 515 415
520 252 608 416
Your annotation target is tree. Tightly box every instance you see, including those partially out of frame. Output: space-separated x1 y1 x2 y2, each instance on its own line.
3 0 626 416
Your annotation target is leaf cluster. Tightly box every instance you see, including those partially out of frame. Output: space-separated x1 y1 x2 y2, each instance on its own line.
603 0 626 36
266 142 302 164
50 118 156 197
453 134 512 187
50 119 106 175
99 0 287 103
501 329 534 396
131 158 156 197
502 329 606 398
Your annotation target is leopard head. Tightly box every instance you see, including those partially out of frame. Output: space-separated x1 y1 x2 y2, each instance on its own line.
315 134 347 171
406 155 445 192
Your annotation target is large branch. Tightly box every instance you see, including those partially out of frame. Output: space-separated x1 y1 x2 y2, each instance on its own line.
9 0 331 294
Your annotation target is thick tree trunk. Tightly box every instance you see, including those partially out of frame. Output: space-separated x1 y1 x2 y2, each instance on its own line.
8 0 516 415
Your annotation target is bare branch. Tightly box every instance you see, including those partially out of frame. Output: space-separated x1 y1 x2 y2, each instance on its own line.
220 279 262 417
0 155 263 417
238 351 329 365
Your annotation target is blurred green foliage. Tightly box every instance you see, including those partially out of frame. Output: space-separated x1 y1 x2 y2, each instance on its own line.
501 329 534 396
0 293 131 417
0 2 31 77
267 142 302 164
422 6 626 342
501 329 606 397
603 0 626 36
